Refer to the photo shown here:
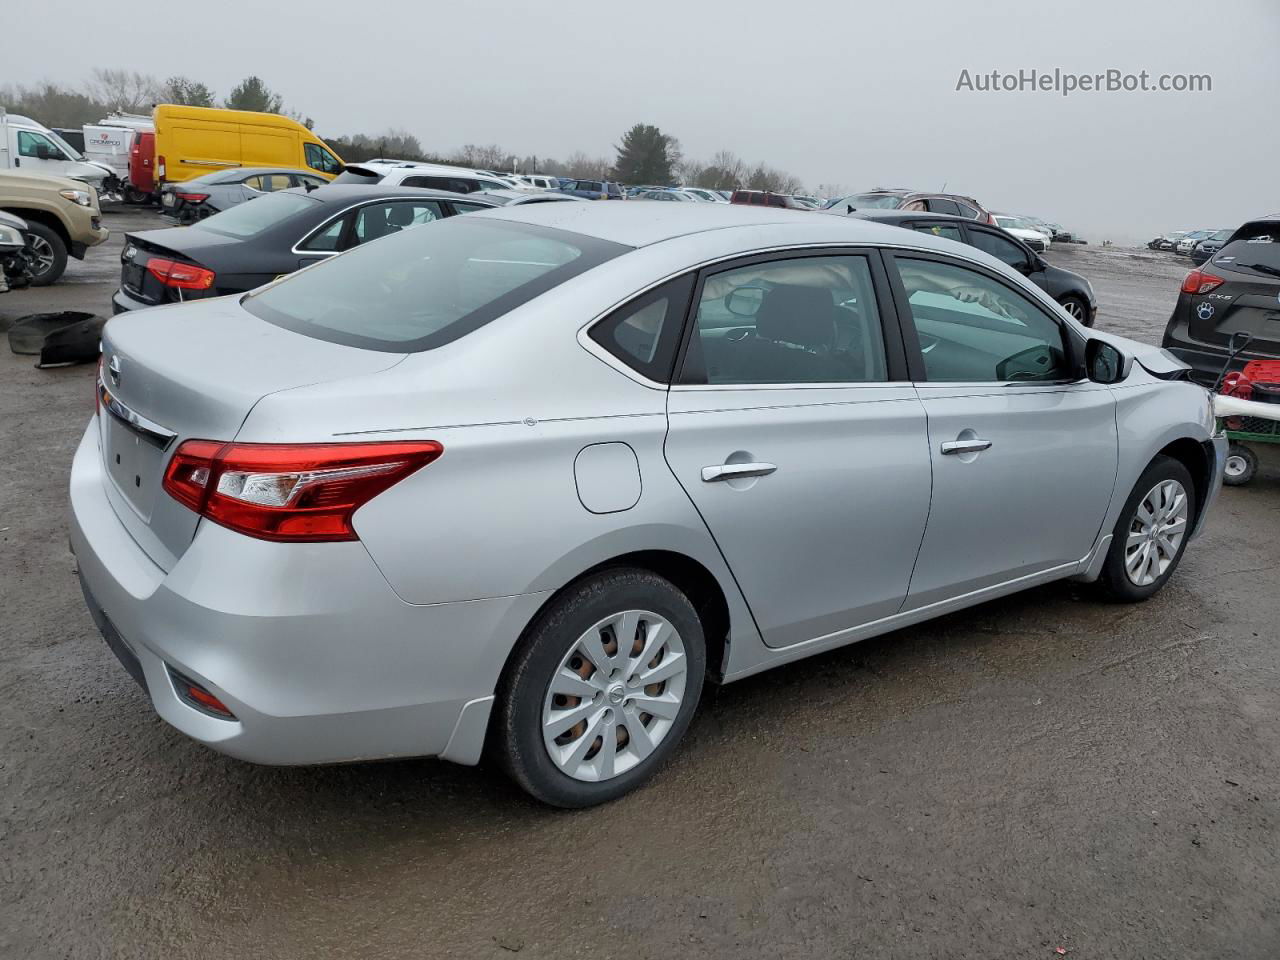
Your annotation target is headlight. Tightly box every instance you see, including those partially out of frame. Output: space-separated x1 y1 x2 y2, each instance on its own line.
59 189 92 207
0 224 23 246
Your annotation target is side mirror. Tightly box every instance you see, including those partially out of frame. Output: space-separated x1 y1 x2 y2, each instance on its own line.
35 145 53 160
1085 339 1129 384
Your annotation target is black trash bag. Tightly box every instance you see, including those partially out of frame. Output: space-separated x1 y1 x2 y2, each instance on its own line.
7 311 104 366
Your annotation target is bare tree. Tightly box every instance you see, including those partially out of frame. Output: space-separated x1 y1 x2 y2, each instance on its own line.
565 151 612 179
83 68 160 113
814 183 845 201
0 81 103 127
452 143 509 170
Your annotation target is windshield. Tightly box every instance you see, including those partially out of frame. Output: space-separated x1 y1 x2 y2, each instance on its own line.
198 191 319 239
244 217 630 352
44 129 85 161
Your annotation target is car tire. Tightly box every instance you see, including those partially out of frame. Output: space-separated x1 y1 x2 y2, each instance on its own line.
1098 455 1196 602
492 568 706 808
1223 443 1257 487
1059 295 1091 326
24 222 68 286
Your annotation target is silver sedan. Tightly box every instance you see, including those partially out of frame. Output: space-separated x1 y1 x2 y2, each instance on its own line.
71 203 1226 806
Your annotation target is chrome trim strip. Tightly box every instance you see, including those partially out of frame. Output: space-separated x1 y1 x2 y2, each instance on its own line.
181 159 239 168
97 376 177 450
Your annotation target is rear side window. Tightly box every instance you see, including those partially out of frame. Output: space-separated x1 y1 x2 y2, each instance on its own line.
246 218 630 352
681 255 888 385
926 198 961 215
913 223 964 243
1215 225 1280 276
968 228 1031 268
953 201 981 219
198 191 319 239
589 276 694 382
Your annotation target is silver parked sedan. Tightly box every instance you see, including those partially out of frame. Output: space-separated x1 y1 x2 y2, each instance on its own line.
71 203 1226 806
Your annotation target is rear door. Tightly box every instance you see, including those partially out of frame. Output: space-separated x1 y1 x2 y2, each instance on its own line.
884 251 1118 608
663 250 932 648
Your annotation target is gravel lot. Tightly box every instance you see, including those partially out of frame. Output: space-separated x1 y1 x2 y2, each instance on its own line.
2 209 1278 960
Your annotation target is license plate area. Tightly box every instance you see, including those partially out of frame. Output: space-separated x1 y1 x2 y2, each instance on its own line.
99 387 176 521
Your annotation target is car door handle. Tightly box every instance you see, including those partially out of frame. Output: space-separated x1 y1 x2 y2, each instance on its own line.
701 462 777 482
940 439 993 455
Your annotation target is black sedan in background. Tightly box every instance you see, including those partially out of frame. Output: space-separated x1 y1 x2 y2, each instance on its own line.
1162 217 1280 384
159 167 329 223
841 210 1098 325
1190 228 1234 266
112 185 497 314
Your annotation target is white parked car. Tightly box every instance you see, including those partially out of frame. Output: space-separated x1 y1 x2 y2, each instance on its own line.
516 174 560 191
678 187 728 203
993 214 1052 252
333 161 517 195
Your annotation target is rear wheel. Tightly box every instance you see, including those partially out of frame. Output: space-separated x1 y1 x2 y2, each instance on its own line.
1223 443 1257 486
24 222 68 286
1098 455 1195 602
493 568 705 807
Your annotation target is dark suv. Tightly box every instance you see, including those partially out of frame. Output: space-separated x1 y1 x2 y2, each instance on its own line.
558 180 625 200
823 188 995 224
846 209 1097 325
1162 217 1280 384
730 190 807 209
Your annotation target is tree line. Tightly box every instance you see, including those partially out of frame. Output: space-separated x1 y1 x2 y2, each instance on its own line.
1 72 823 193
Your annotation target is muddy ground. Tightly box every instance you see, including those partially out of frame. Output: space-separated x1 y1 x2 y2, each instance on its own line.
2 210 1277 959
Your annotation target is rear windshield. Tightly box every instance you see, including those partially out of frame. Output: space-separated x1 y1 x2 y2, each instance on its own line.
198 191 319 239
1215 225 1280 277
331 167 386 185
244 217 630 352
840 193 904 210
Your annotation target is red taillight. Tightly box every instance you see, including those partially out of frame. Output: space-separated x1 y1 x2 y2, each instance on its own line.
162 440 443 542
175 192 209 203
1181 269 1225 295
146 257 216 290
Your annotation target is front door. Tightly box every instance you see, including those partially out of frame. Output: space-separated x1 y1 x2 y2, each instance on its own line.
885 252 1118 608
663 251 932 648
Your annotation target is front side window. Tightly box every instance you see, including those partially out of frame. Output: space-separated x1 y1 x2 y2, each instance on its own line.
967 228 1031 269
18 130 68 160
246 218 628 352
681 255 888 385
304 142 341 174
895 257 1068 383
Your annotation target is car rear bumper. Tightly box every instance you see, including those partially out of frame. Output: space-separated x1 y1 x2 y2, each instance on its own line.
69 419 549 766
111 286 151 314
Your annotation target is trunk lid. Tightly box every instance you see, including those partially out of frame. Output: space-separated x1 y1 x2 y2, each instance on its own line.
98 297 406 569
120 228 235 305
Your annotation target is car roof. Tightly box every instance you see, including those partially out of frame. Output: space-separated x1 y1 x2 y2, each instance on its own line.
474 199 945 248
292 183 488 204
839 209 973 225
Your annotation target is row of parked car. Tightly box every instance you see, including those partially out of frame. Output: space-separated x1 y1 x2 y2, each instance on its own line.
1148 228 1233 264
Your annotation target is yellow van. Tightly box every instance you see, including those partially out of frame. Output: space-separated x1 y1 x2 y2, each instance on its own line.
152 105 343 185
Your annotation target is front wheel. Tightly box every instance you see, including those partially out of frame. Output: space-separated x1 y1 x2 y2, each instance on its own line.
1098 455 1196 602
492 568 705 807
1223 443 1257 486
24 222 68 286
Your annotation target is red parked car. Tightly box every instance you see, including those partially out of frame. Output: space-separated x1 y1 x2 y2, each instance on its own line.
730 190 807 209
127 131 156 204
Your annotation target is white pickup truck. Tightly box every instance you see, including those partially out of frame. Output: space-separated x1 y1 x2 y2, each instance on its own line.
0 109 116 194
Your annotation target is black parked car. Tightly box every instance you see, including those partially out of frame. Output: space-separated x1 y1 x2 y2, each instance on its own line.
1162 217 1280 384
1189 228 1234 266
112 185 498 314
844 210 1098 325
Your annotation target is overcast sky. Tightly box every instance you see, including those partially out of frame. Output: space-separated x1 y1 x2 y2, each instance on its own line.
7 0 1278 242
